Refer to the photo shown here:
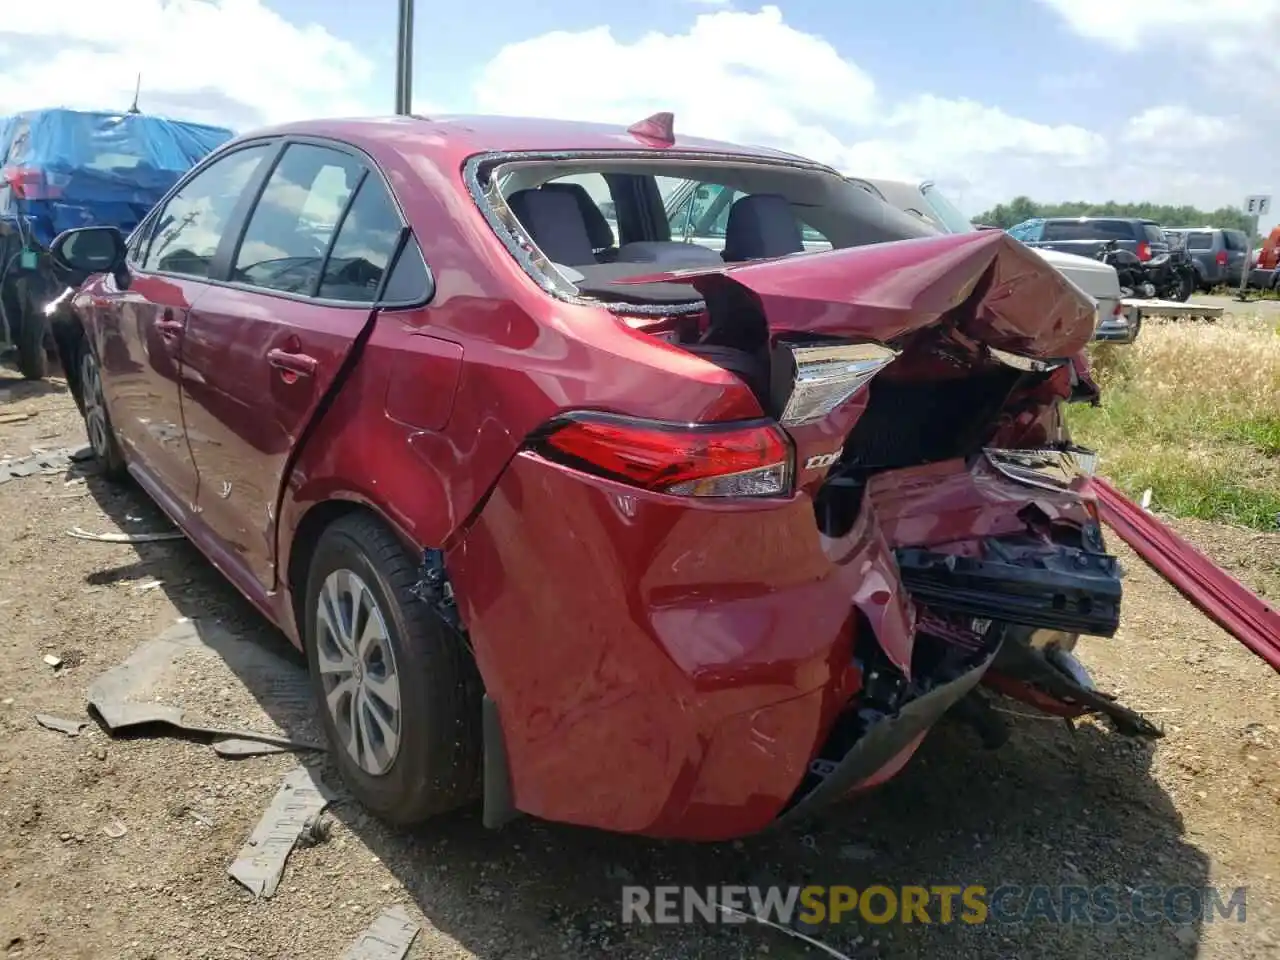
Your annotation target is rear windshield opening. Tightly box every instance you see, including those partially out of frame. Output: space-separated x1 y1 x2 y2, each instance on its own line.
470 153 934 308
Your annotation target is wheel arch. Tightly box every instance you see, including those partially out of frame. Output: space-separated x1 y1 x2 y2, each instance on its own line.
283 492 423 650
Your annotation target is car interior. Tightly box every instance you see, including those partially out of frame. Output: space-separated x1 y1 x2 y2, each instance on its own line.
482 158 935 306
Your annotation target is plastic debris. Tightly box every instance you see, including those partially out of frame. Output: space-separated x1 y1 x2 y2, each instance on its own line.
68 527 184 543
102 819 128 839
35 713 88 736
228 767 337 898
42 654 62 668
339 904 421 960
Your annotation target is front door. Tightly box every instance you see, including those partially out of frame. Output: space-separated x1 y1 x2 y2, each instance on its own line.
94 143 275 508
179 142 415 592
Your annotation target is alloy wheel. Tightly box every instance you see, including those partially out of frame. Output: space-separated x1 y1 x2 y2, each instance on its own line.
80 349 111 459
315 569 402 776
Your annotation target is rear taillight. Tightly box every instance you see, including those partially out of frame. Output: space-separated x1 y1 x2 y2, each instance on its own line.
772 341 899 426
1216 250 1228 267
1136 241 1151 261
1 166 61 200
537 413 793 498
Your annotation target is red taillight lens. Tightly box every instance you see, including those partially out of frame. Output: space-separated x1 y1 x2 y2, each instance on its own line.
1 166 61 200
1216 250 1228 266
1136 241 1151 261
538 413 793 498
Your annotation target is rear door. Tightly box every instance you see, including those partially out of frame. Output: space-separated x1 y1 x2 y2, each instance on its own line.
178 140 424 592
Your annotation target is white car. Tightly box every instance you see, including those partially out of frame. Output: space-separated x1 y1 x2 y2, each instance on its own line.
850 178 1133 343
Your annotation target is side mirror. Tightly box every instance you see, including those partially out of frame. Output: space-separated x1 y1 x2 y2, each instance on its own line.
50 226 129 289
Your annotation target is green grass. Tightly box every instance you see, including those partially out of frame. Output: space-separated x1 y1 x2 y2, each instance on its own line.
1066 320 1280 530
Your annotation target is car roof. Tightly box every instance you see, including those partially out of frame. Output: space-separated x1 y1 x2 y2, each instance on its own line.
224 114 824 169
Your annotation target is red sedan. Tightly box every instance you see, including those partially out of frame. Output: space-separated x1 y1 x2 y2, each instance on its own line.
46 114 1156 841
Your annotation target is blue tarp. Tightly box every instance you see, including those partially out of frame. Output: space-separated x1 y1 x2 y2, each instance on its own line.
0 108 234 247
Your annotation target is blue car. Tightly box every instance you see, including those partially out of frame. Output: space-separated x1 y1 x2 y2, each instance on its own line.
0 108 232 378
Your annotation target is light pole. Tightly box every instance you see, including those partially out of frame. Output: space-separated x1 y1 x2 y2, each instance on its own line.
394 0 414 115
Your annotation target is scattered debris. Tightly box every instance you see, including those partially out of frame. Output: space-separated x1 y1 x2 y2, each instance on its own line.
715 904 852 960
1140 488 1153 511
228 767 336 898
133 579 164 592
212 738 302 759
339 904 421 960
102 820 128 839
0 446 92 484
68 527 184 544
34 714 88 737
297 812 332 848
0 411 34 424
42 654 62 669
85 620 323 756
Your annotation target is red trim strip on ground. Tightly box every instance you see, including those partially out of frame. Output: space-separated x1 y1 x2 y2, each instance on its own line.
1087 477 1280 673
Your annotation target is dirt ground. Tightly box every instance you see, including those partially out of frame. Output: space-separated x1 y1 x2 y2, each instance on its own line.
1 368 1278 960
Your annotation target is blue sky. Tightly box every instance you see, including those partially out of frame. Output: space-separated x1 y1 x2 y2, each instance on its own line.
2 0 1276 227
279 0 1096 126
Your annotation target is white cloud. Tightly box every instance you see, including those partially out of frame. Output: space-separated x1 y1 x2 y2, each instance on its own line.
1035 0 1279 57
1125 106 1241 146
473 7 1111 215
0 0 379 129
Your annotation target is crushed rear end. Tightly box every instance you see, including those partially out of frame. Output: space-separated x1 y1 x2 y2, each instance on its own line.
448 230 1156 840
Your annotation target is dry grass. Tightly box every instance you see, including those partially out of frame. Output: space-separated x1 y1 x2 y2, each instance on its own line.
1068 313 1280 529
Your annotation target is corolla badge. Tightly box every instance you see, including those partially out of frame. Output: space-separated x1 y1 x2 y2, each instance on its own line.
803 451 842 471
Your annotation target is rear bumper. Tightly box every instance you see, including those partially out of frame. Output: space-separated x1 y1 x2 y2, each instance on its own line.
1249 267 1277 289
447 451 1102 840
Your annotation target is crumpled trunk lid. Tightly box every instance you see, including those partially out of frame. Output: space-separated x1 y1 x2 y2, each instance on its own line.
626 230 1099 357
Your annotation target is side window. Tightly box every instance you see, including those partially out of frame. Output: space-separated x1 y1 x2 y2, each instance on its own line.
1007 220 1040 242
1224 231 1247 252
317 177 411 303
232 143 363 295
143 145 271 278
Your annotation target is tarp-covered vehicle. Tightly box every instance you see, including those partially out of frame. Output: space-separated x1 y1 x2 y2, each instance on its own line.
0 108 232 378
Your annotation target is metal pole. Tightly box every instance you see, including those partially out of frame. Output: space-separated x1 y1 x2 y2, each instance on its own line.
394 0 414 115
1236 212 1257 302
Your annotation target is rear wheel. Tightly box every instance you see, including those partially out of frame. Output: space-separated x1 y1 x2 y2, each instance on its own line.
1174 272 1194 302
304 512 483 825
74 328 127 480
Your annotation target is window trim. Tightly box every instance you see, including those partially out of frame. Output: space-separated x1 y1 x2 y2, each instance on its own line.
127 133 433 311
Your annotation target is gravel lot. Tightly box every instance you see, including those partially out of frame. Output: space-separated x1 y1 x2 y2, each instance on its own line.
1 370 1278 960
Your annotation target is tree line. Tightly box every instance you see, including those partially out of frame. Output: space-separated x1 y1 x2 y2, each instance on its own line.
973 197 1257 235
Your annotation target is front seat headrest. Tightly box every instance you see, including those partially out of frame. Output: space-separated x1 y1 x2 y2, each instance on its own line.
721 193 805 262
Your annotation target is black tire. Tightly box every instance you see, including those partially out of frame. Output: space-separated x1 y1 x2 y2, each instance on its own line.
1174 272 1194 303
72 326 127 480
304 512 483 825
15 311 49 379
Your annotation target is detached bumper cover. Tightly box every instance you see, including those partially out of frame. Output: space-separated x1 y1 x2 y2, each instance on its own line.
774 648 998 827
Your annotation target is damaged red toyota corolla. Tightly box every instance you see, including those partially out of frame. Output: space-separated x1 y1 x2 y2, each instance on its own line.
45 113 1160 841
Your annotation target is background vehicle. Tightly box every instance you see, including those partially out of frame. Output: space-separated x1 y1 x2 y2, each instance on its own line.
1248 223 1280 290
48 114 1144 842
0 108 231 378
1007 216 1170 263
1161 226 1252 290
851 178 1134 342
